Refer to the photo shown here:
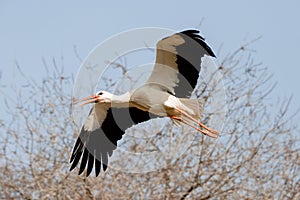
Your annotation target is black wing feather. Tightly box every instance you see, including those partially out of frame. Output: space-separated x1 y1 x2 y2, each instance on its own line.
95 157 101 176
78 149 89 174
70 107 155 177
70 137 82 163
174 30 216 98
86 153 94 176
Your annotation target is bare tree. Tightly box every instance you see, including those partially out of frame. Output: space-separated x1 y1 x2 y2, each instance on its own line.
0 41 299 200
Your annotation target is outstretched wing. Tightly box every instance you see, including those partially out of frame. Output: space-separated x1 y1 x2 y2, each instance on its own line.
147 29 215 98
70 104 153 177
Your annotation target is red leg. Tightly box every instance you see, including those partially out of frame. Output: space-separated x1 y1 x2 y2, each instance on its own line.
170 116 218 138
174 108 219 136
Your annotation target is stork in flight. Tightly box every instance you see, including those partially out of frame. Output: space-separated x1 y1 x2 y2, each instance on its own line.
70 30 219 176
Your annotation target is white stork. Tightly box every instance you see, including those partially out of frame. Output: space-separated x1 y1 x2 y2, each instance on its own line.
70 30 219 176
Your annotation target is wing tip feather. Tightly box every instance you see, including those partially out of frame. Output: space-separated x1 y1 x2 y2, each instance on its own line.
179 29 216 57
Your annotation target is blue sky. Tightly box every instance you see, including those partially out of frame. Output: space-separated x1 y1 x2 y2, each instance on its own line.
1 0 299 121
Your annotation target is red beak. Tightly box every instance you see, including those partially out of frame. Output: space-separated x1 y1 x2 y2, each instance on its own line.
73 95 100 106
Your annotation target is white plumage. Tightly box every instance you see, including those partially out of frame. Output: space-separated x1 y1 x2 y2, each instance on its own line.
70 30 219 177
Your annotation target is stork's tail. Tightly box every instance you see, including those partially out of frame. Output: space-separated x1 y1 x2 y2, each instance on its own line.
171 98 202 127
179 98 203 119
174 98 219 138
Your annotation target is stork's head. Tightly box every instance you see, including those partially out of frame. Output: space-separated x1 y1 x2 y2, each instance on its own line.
74 90 113 106
95 90 113 103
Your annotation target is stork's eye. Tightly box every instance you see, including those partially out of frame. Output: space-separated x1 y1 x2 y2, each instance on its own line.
98 92 103 95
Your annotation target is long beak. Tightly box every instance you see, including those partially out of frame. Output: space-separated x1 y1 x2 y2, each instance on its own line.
73 95 100 106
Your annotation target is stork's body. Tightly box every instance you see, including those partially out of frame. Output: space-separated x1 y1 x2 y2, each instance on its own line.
70 30 219 177
131 84 173 116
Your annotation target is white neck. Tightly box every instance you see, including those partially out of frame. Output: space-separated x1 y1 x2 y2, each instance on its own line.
111 92 131 108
